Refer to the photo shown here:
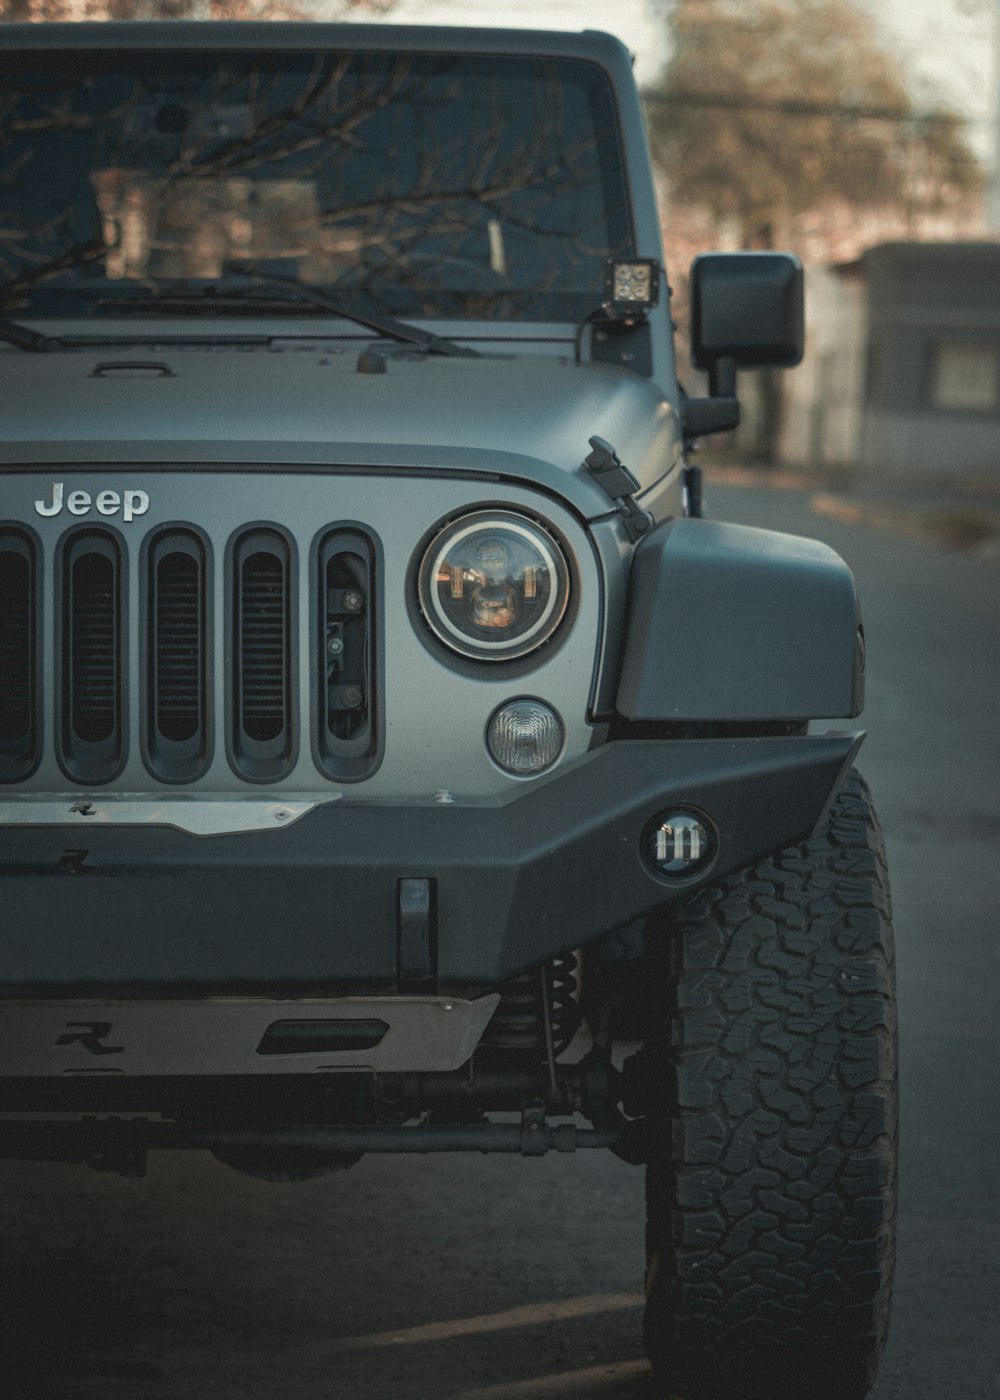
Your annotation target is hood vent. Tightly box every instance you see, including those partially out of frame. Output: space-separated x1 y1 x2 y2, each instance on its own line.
144 530 210 783
59 530 125 784
0 529 39 782
230 529 296 782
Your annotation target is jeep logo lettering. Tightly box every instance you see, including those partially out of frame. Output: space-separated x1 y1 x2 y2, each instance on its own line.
34 481 150 522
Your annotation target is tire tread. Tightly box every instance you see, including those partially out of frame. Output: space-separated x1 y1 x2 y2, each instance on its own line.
644 770 897 1400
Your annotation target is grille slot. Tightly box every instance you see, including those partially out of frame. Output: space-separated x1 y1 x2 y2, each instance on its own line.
242 552 286 741
315 529 380 781
231 530 296 781
72 554 116 741
157 554 199 740
0 528 39 782
59 530 125 784
144 530 210 782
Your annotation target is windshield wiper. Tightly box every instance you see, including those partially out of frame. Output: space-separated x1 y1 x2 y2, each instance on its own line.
112 272 479 358
0 238 108 315
0 317 61 353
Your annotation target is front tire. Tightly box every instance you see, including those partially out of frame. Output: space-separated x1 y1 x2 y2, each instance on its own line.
643 769 896 1400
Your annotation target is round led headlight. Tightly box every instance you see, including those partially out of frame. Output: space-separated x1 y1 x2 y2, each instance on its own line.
418 511 570 661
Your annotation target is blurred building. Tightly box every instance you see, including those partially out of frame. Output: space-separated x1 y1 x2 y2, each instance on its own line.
781 242 1000 477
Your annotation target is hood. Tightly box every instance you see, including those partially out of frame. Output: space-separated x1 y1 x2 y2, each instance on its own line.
0 342 682 519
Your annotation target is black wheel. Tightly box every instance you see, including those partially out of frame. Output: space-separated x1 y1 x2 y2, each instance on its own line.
643 769 896 1400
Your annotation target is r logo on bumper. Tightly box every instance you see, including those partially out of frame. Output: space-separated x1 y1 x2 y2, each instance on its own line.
55 1022 124 1056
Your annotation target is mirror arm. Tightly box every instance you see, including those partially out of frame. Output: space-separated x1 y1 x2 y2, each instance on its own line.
708 355 737 398
681 354 740 440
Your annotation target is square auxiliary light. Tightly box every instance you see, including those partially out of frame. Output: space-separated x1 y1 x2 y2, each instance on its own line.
604 258 660 318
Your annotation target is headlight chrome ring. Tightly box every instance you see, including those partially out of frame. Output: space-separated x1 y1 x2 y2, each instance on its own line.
418 510 570 661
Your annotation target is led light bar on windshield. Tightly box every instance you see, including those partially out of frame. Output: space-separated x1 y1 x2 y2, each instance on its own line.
603 258 661 319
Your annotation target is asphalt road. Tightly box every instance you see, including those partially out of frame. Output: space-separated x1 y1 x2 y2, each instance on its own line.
2 478 998 1400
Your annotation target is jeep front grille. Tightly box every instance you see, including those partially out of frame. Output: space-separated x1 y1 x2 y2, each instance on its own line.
1 522 380 788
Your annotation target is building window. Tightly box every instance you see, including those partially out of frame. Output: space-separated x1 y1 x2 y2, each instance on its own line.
931 342 1000 412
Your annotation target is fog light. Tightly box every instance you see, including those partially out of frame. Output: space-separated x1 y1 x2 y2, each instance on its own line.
643 811 715 879
487 699 563 775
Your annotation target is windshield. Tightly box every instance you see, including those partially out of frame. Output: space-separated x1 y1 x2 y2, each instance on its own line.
0 48 633 323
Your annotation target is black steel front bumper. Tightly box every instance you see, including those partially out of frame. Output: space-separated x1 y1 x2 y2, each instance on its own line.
0 735 861 998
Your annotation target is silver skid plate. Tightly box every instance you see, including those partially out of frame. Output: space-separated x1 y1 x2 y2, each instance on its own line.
0 797 333 836
0 995 500 1077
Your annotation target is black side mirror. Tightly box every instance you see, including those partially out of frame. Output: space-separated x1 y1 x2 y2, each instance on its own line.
682 252 804 439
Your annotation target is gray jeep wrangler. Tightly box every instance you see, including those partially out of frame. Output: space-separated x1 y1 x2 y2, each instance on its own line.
0 22 895 1400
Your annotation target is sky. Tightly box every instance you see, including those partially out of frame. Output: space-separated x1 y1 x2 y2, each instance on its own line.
872 0 996 160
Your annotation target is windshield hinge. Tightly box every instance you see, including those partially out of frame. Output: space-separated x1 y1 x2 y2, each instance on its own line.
582 436 654 542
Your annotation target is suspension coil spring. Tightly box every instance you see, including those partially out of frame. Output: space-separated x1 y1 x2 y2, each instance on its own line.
483 953 581 1056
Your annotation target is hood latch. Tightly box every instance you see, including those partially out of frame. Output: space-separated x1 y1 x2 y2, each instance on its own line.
582 436 654 543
